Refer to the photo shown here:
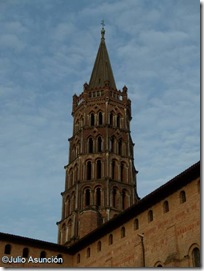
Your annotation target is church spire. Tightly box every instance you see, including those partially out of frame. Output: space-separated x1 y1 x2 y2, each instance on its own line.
89 23 116 90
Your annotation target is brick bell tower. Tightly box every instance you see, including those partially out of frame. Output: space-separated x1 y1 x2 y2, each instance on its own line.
57 25 139 245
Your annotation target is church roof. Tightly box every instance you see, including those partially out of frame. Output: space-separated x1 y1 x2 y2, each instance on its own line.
89 27 116 90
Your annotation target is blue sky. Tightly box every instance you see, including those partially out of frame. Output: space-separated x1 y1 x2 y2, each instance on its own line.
0 0 200 243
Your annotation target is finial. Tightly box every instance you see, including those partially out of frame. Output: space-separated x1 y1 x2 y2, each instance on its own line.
101 19 105 39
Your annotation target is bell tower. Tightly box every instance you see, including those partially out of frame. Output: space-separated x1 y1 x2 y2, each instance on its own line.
57 25 139 245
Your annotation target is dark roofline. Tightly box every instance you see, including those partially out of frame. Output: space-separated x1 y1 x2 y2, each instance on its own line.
68 161 200 254
0 232 69 253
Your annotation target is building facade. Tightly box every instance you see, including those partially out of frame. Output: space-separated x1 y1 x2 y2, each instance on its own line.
0 27 200 268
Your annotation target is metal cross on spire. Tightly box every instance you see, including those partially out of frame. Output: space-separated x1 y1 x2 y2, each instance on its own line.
101 19 105 39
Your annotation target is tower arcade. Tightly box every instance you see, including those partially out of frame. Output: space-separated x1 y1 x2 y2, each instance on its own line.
57 26 139 245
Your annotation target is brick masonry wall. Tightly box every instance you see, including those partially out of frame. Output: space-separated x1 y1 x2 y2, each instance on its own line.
72 177 200 267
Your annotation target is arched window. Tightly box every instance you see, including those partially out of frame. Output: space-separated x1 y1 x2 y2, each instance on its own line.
112 188 116 208
118 138 122 155
97 241 102 252
98 137 102 152
87 247 90 258
110 112 114 126
148 210 153 222
57 254 63 264
110 136 115 152
97 160 102 179
122 190 127 210
88 138 93 153
120 162 126 182
40 251 46 258
98 112 103 125
90 113 95 126
134 218 139 230
87 161 92 180
112 160 116 180
163 200 169 213
117 114 120 128
192 247 200 267
77 253 80 264
96 187 101 206
22 247 29 258
75 165 78 183
85 189 90 206
71 192 75 211
68 219 72 240
121 226 125 238
4 244 11 255
180 190 186 203
109 234 113 245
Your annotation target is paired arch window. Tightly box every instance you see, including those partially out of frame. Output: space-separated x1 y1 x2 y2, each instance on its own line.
90 112 104 126
87 137 103 153
4 244 11 255
148 210 153 222
110 137 125 155
180 190 186 203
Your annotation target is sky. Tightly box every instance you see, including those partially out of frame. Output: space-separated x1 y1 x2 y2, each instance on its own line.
0 0 200 243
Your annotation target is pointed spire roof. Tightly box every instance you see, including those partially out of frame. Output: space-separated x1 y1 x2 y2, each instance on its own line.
89 25 116 90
